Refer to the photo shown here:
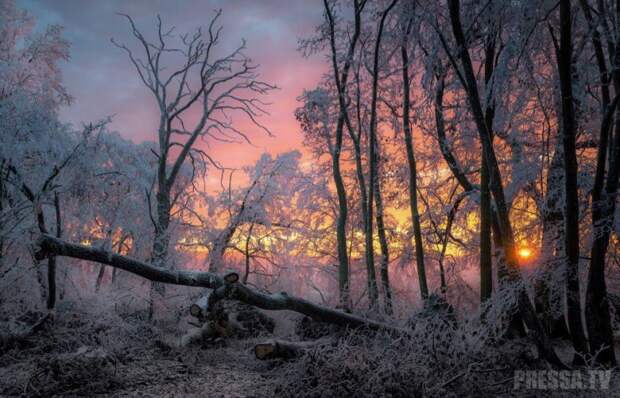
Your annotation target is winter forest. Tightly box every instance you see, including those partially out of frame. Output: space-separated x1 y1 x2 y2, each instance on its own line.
1 0 620 396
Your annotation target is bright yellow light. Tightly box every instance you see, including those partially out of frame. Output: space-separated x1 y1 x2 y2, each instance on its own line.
517 247 533 260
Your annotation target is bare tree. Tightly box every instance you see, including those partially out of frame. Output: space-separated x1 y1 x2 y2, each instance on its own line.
6 133 88 309
368 0 399 313
480 27 497 303
347 37 379 308
322 0 367 309
400 3 428 300
442 0 563 366
551 0 588 364
580 0 620 366
113 11 274 316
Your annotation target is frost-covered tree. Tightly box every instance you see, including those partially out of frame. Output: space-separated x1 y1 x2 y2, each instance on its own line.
113 11 275 315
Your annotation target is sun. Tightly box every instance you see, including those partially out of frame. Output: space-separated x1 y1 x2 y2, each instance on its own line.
517 247 533 260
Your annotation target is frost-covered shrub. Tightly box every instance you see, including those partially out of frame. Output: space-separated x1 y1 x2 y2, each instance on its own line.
271 289 549 397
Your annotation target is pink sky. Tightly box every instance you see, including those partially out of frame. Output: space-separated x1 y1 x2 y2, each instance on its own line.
21 0 326 170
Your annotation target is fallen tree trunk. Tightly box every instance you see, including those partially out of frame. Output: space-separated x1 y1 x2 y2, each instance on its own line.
190 271 239 320
34 234 402 333
189 293 213 319
254 338 333 360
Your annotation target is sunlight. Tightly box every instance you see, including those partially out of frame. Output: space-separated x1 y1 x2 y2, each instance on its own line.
517 247 533 261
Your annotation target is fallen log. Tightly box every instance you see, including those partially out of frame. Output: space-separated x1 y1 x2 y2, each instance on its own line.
189 293 212 319
34 234 402 333
254 338 333 360
189 272 238 320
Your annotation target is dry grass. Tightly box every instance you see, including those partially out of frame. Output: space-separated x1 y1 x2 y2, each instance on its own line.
0 298 274 397
268 296 618 397
0 292 618 397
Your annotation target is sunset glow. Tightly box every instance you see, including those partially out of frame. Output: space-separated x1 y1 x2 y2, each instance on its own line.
5 1 620 392
517 247 533 260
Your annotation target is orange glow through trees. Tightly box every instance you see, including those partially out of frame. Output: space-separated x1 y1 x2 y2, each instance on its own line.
517 247 533 261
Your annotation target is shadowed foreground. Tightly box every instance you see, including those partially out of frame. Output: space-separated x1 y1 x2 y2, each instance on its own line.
2 301 617 397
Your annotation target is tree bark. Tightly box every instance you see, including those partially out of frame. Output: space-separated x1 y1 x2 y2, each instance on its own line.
351 128 378 307
347 60 378 307
149 182 171 319
242 222 255 284
368 0 398 312
0 161 5 271
401 17 428 300
47 192 61 310
556 0 589 363
480 34 496 303
333 126 350 309
152 183 171 267
581 0 619 367
375 172 392 313
536 145 570 339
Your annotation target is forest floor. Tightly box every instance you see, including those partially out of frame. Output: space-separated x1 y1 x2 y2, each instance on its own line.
1 303 619 397
0 305 285 397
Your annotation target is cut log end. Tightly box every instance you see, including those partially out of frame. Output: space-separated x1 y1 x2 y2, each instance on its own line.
224 271 239 284
254 342 277 360
189 303 202 317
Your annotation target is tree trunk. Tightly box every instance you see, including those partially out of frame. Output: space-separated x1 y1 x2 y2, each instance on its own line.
149 181 171 319
479 161 492 302
447 0 564 368
46 192 61 310
190 272 240 320
401 23 428 300
353 132 378 307
152 184 171 266
580 0 620 367
323 0 366 310
536 146 570 339
556 0 589 363
348 63 378 307
480 34 496 303
367 0 398 312
242 222 255 284
374 172 392 313
586 91 620 366
0 161 5 271
333 131 350 309
448 0 519 277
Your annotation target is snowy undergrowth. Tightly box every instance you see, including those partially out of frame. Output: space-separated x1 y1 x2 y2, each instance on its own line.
269 291 614 398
